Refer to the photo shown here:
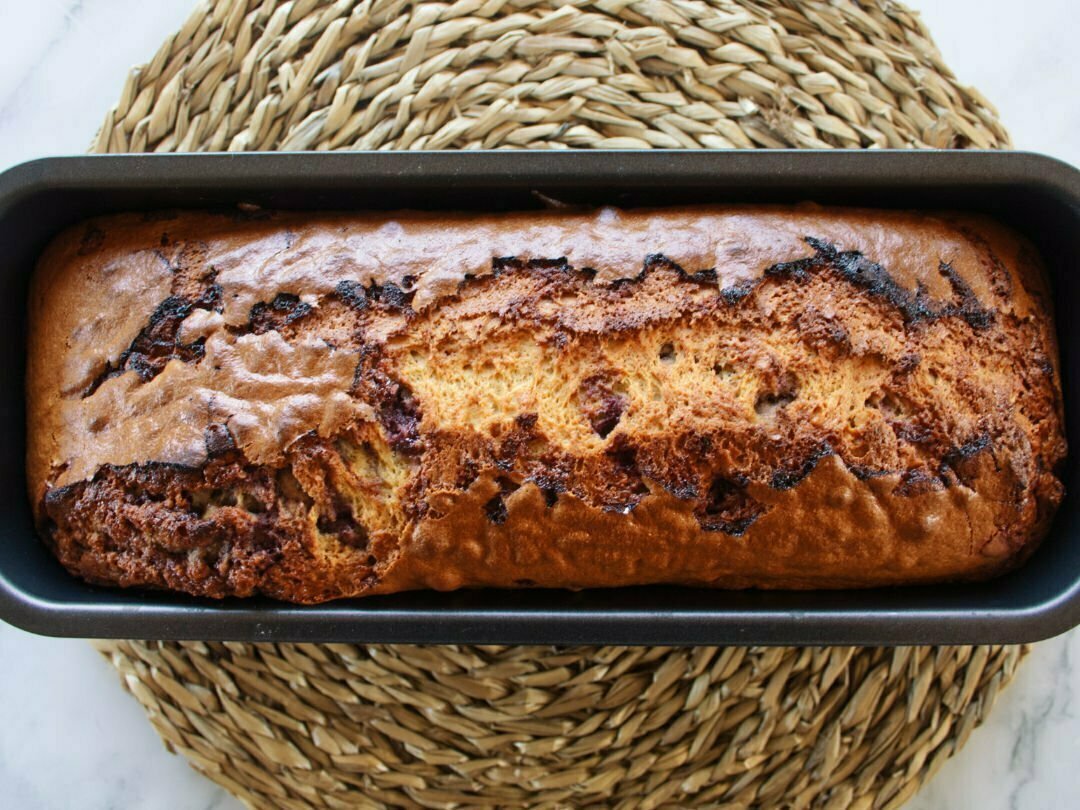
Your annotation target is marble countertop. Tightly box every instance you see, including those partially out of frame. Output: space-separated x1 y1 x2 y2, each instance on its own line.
1 1 1077 808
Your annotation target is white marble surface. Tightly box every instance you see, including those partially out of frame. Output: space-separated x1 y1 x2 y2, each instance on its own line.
0 1 1078 808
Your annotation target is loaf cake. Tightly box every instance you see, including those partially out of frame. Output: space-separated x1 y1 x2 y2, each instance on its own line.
27 204 1066 603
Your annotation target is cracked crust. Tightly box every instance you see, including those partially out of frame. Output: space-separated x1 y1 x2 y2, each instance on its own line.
27 205 1066 603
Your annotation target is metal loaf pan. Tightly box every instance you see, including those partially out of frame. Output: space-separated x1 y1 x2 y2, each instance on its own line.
1 150 1079 645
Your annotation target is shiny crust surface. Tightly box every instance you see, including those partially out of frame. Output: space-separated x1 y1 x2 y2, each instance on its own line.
27 205 1066 603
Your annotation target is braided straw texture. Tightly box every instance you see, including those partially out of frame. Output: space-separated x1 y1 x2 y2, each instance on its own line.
89 1 1022 807
95 642 1025 809
90 0 1010 152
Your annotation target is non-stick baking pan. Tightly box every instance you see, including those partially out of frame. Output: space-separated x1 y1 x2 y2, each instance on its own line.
2 149 1079 645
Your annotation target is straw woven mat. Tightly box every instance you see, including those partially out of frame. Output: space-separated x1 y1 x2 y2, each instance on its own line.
88 1 1023 808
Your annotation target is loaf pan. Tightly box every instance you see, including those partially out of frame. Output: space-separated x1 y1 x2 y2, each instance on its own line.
2 149 1079 645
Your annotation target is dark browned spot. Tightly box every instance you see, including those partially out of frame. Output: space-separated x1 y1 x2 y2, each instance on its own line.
938 261 995 329
316 497 369 548
529 471 566 508
720 282 754 303
204 423 235 457
770 444 832 490
578 373 628 438
601 440 650 512
893 468 943 497
642 253 717 285
374 282 410 311
352 348 425 456
528 257 572 272
335 280 368 311
696 475 766 535
484 494 508 524
939 434 992 487
496 476 521 495
247 293 313 335
379 383 422 455
849 464 890 481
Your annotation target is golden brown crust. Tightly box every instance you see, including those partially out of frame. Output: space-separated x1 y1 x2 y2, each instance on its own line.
27 205 1066 603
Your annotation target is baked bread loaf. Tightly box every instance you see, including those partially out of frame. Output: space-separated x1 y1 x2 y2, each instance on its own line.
27 204 1065 603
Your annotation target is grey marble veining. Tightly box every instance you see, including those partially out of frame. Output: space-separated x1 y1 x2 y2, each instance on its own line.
1 1 1078 808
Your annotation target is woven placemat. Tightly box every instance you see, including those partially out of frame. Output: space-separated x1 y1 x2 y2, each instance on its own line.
90 1 1020 807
